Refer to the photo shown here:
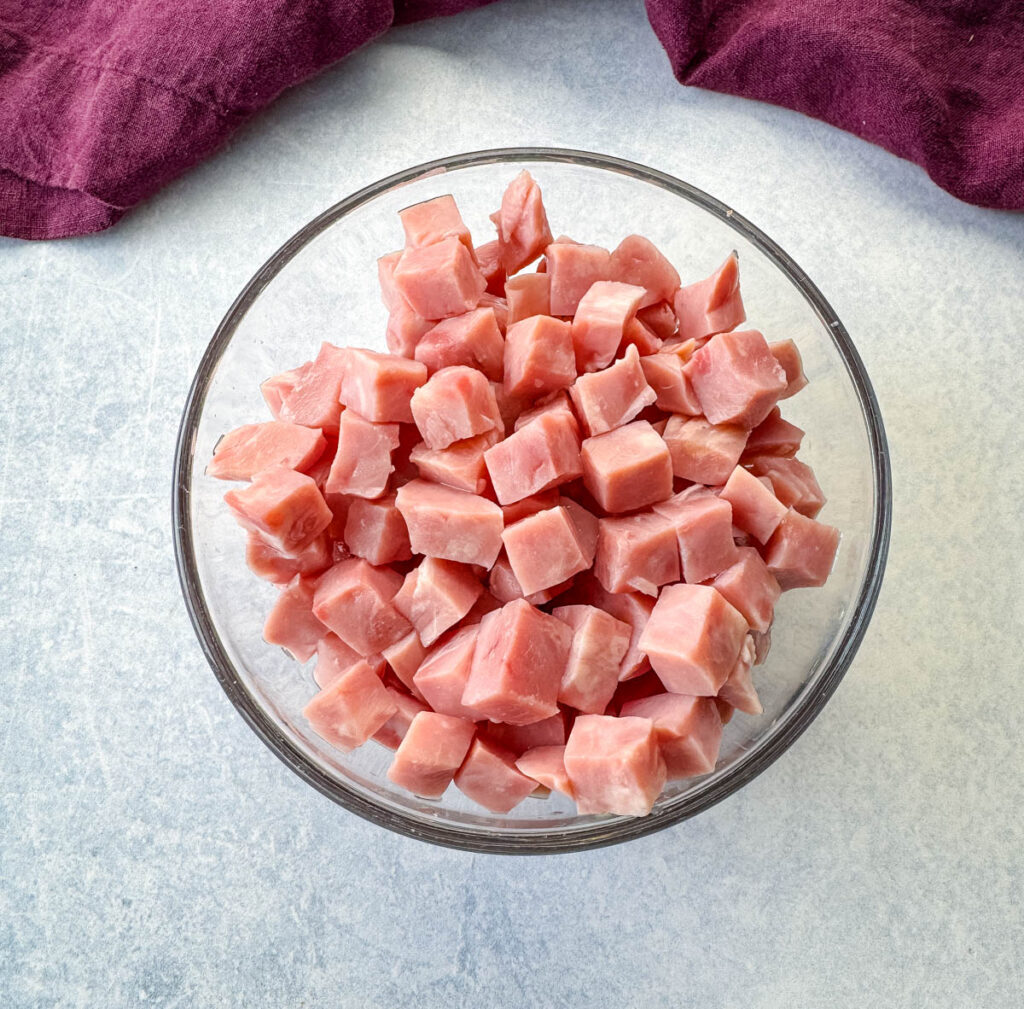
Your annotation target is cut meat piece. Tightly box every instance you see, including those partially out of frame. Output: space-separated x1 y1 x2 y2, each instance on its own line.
547 243 613 316
261 366 305 420
571 280 646 372
582 583 655 681
559 496 599 560
393 237 486 320
245 531 331 584
609 234 681 309
652 491 738 583
718 635 761 715
455 738 539 813
386 300 433 359
372 688 429 750
392 557 482 646
408 431 497 495
338 349 427 424
504 272 551 324
382 631 428 698
412 625 483 719
395 479 504 567
515 745 573 797
552 604 632 714
638 353 701 415
746 456 826 518
278 342 347 434
262 574 326 662
636 301 679 341
513 390 580 435
304 660 397 752
564 714 666 815
387 711 476 798
620 316 663 356
501 504 596 596
475 240 506 296
224 466 333 555
478 292 509 333
661 414 748 485
500 488 561 525
484 411 582 505
742 406 804 458
639 583 748 695
494 170 554 273
399 194 475 257
415 307 505 382
580 420 673 514
343 495 412 566
594 511 680 596
410 366 501 450
763 509 841 589
769 338 808 399
502 315 576 399
719 465 788 544
673 252 745 341
461 599 572 725
483 712 568 756
377 250 403 310
208 422 326 482
711 547 781 633
619 693 723 779
569 344 656 436
324 410 400 499
487 555 575 606
312 633 367 689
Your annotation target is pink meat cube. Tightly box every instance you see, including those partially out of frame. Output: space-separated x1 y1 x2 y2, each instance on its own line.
564 715 666 815
461 599 572 725
372 688 429 750
636 301 679 341
638 353 701 415
686 329 787 429
312 633 366 689
224 467 332 555
570 280 646 372
454 738 539 812
768 338 808 399
393 237 486 320
245 531 331 584
559 496 599 558
639 583 748 695
410 366 501 450
343 494 412 565
620 316 663 356
711 547 781 632
392 557 482 646
303 659 397 752
487 555 575 607
652 491 738 583
747 456 826 517
475 239 506 296
338 349 427 424
415 307 505 382
547 243 613 317
261 366 304 420
504 273 551 324
408 431 498 495
395 479 504 567
718 635 761 715
619 693 723 779
494 169 554 273
764 509 840 589
661 414 748 485
382 632 428 698
609 234 681 308
208 421 326 482
583 582 655 680
569 345 656 436
262 574 326 662
552 604 632 714
594 511 680 596
387 711 476 798
742 406 804 458
377 250 403 310
311 558 410 655
502 315 576 399
500 488 561 525
324 410 400 499
513 390 580 435
580 420 673 514
278 342 347 433
386 300 433 359
515 745 573 796
483 712 568 755
412 625 483 719
501 505 596 596
478 291 509 332
720 465 787 544
484 411 582 505
399 194 475 257
673 252 745 341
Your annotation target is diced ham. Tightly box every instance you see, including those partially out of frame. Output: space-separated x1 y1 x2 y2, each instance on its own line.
746 456 826 518
515 745 573 797
502 315 576 399
580 420 673 514
673 253 745 341
392 557 482 646
594 511 680 596
304 660 398 752
408 431 497 495
262 574 326 662
478 292 509 332
552 604 632 714
382 631 428 698
500 488 562 525
652 491 738 583
513 390 580 435
386 711 476 797
661 414 748 485
475 240 506 296
395 479 504 567
245 531 331 584
410 366 500 450
461 599 572 725
547 243 613 316
393 237 486 320
386 300 433 359
261 366 305 420
311 558 410 655
719 464 788 544
377 250 403 310
718 635 761 715
312 633 367 689
639 583 748 695
415 308 504 381
569 344 656 436
484 712 568 756
399 194 475 258
338 349 427 424
487 554 575 606
372 688 429 749
484 411 583 505
620 316 663 356
324 410 400 499
494 170 554 273
343 495 412 566
619 693 723 779
564 715 666 815
412 625 483 719
278 342 347 434
742 406 804 458
711 547 781 632
559 496 600 559
504 273 551 324
636 301 679 341
501 505 596 596
208 422 326 482
769 338 808 398
454 738 539 812
571 281 646 373
572 580 655 681
763 509 840 589
609 234 681 308
638 354 700 415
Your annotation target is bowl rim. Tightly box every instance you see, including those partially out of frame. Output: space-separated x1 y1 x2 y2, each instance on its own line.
172 146 892 854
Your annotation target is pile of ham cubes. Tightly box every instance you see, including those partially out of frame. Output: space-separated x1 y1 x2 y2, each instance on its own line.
209 172 840 817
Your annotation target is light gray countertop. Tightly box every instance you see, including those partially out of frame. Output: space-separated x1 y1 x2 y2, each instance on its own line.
2 1 1021 1006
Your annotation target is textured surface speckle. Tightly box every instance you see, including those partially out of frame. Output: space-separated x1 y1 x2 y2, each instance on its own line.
2 1 1022 1005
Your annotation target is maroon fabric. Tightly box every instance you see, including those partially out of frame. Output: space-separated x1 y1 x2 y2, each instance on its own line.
0 1 1019 240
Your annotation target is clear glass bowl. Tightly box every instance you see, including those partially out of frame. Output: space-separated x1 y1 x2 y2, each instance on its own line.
173 148 891 853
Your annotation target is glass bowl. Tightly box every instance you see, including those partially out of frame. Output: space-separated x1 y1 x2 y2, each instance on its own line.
173 148 891 854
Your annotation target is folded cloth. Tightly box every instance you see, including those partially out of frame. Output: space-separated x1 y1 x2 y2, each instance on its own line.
0 0 1019 240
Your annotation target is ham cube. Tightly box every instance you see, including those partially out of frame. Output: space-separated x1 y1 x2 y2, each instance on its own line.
324 410 400 499
412 625 483 719
564 715 666 815
415 307 505 381
764 509 840 589
408 431 497 495
720 465 788 544
673 252 745 341
261 366 304 420
583 583 655 681
395 479 504 567
454 738 539 813
487 554 575 606
245 531 331 584
484 712 567 755
661 414 748 485
504 273 551 324
475 240 506 296
224 467 332 555
620 316 663 356
609 234 681 308
399 194 475 257
718 635 761 715
516 745 573 797
571 280 646 372
382 632 428 698
262 574 326 662
484 411 582 505
768 338 808 399
461 599 572 724
742 406 804 458
303 659 397 752
580 420 673 514
619 693 723 779
552 604 632 714
312 558 410 655
410 366 500 450
501 505 596 596
386 300 433 359
653 491 738 583
547 243 613 316
392 557 482 646
686 329 787 429
494 169 554 273
594 511 680 596
338 349 427 424
639 353 701 415
636 301 679 341
343 494 412 565
372 688 429 750
513 390 580 435
711 547 781 632
312 633 366 689
377 250 403 310
569 345 656 436
502 315 576 399
393 237 486 320
747 456 826 518
387 711 476 798
639 583 748 695
208 422 326 482
278 342 347 434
